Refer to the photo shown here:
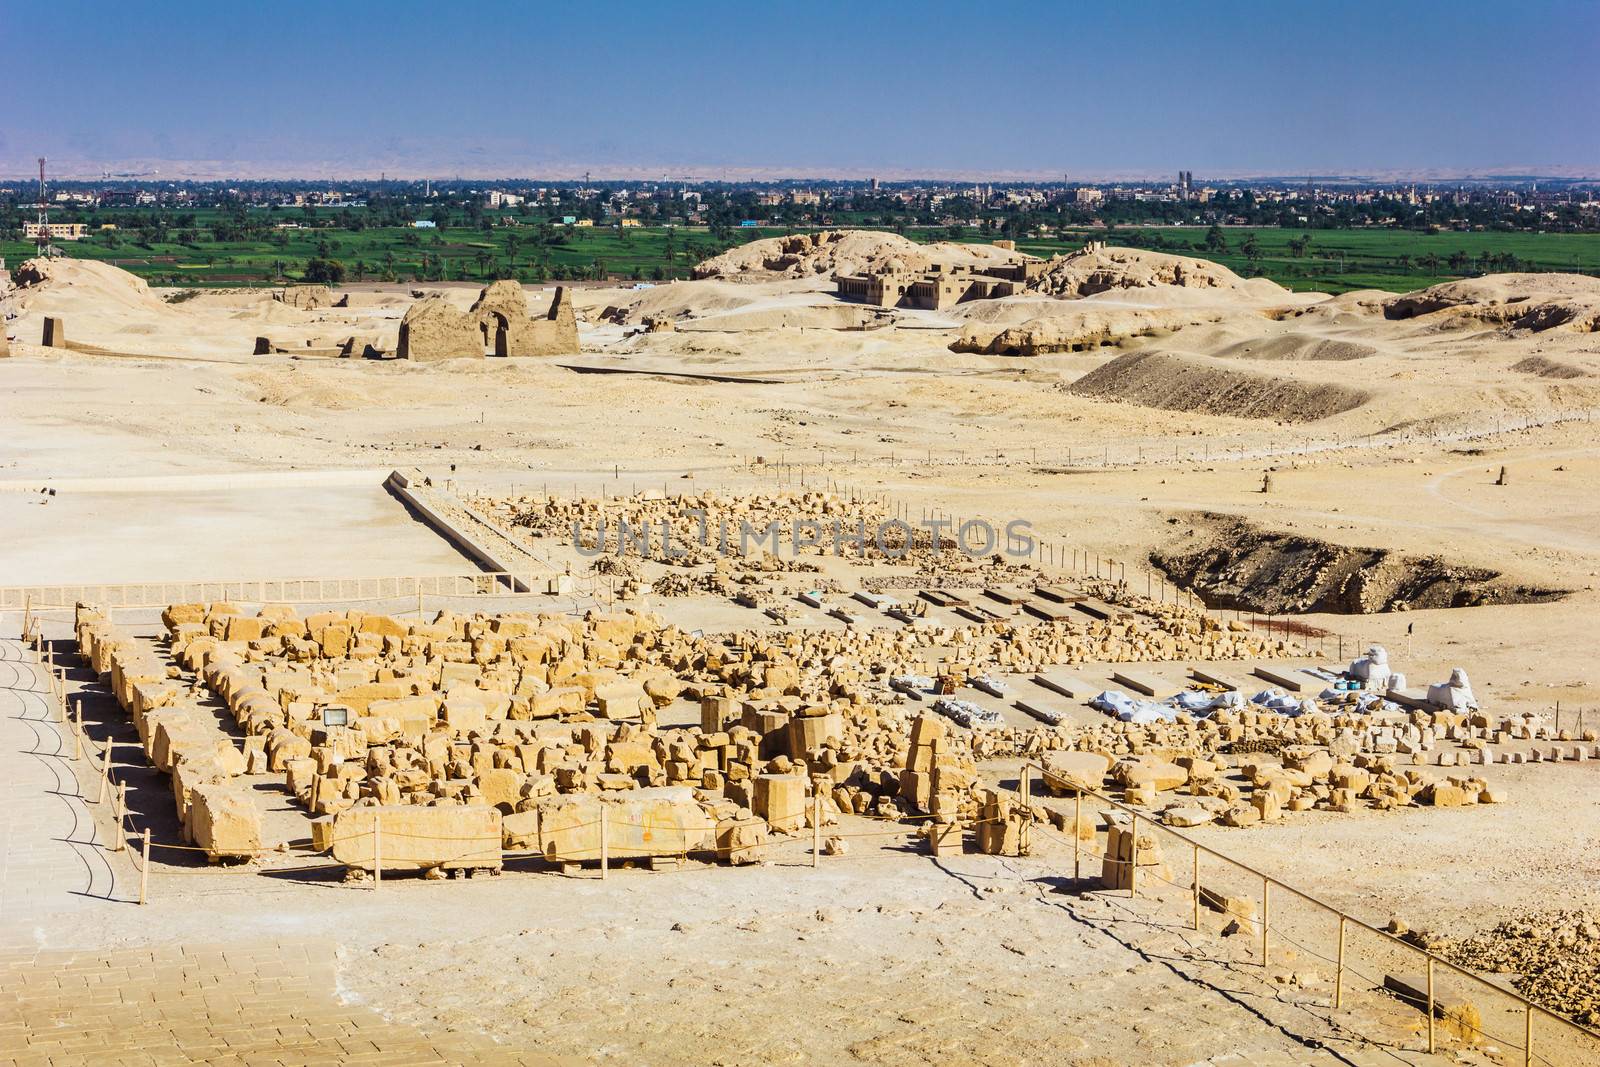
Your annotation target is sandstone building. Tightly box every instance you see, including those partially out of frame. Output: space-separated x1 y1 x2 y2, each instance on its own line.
397 282 579 361
835 259 1048 311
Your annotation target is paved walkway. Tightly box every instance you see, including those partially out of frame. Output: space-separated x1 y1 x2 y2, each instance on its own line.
0 640 130 934
0 940 568 1066
0 639 567 1065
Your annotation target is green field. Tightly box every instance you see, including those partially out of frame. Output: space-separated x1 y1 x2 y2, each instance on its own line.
6 209 1600 295
1002 227 1600 293
2 210 772 287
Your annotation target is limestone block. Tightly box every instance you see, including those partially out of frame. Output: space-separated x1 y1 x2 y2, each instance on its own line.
1041 750 1113 795
479 767 524 811
1113 757 1187 793
701 695 736 732
753 774 807 832
331 805 502 871
536 788 715 861
442 697 488 736
908 818 954 856
501 809 540 850
716 814 768 864
787 711 844 757
594 681 649 720
187 783 263 860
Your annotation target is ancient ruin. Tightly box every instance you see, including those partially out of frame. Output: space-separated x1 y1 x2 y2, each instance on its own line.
396 296 483 362
469 280 579 357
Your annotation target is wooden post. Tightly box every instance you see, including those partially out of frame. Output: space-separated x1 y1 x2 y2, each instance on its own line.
1129 815 1138 898
73 705 83 761
373 811 382 889
600 805 610 880
1426 957 1435 1053
1525 1004 1533 1067
1192 845 1200 930
1335 916 1346 1009
113 782 127 851
1073 791 1082 881
1261 878 1270 966
1019 766 1031 855
97 738 111 803
812 792 822 869
138 830 151 905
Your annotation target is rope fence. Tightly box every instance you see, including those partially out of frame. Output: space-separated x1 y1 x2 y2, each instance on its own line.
1020 762 1600 1066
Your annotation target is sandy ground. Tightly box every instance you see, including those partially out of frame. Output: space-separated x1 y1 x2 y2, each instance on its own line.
4 246 1600 1062
0 484 471 586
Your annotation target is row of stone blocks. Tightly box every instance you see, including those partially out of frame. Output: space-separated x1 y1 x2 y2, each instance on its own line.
76 604 263 862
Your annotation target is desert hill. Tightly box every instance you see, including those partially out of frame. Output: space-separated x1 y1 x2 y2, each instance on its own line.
1384 273 1600 332
1026 244 1289 300
692 229 1035 281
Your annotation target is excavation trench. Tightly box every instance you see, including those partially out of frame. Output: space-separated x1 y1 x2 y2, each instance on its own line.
1151 515 1568 615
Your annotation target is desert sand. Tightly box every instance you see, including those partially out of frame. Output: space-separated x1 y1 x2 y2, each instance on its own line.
3 233 1599 1064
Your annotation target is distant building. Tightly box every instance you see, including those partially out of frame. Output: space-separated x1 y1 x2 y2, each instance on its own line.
23 222 87 241
486 190 524 208
618 218 643 227
412 220 437 229
835 259 1047 311
1074 187 1104 206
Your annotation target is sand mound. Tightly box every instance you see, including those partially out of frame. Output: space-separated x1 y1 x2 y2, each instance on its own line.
620 279 813 322
1213 333 1377 361
679 305 890 332
1385 274 1600 332
951 307 1224 356
693 230 1033 281
1069 350 1370 423
1511 356 1590 379
11 257 173 318
1028 246 1287 299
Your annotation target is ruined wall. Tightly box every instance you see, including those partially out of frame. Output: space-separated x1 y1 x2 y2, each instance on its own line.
468 281 578 357
275 285 335 310
397 297 483 362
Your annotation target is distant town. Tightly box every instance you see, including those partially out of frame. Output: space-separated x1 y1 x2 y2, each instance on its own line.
4 172 1599 293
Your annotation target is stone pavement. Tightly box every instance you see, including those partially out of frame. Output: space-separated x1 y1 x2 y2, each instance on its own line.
0 639 133 932
0 940 569 1066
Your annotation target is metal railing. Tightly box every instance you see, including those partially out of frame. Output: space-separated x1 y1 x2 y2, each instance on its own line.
1024 762 1600 1067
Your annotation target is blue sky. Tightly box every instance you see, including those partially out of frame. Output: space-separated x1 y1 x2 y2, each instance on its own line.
6 0 1597 179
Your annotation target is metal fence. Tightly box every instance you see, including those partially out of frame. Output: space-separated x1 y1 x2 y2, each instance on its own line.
1024 763 1600 1067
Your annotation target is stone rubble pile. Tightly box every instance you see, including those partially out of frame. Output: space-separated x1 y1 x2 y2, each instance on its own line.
1437 910 1600 1027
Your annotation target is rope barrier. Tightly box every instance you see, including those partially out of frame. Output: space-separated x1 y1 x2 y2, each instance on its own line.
1023 764 1600 1059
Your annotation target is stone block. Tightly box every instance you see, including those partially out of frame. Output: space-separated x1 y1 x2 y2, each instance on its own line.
330 805 501 872
186 783 263 860
716 814 769 864
753 774 807 832
535 787 716 861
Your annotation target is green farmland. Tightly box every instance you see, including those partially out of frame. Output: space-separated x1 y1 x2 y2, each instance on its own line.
1003 226 1600 293
6 208 1600 296
1 211 774 288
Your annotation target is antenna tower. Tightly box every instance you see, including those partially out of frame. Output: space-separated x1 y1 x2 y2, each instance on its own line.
36 157 56 257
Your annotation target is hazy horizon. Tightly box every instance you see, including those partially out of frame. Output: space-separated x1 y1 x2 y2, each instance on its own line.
7 0 1598 182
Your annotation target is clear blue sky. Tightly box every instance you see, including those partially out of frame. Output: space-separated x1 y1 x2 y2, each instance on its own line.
6 0 1597 180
